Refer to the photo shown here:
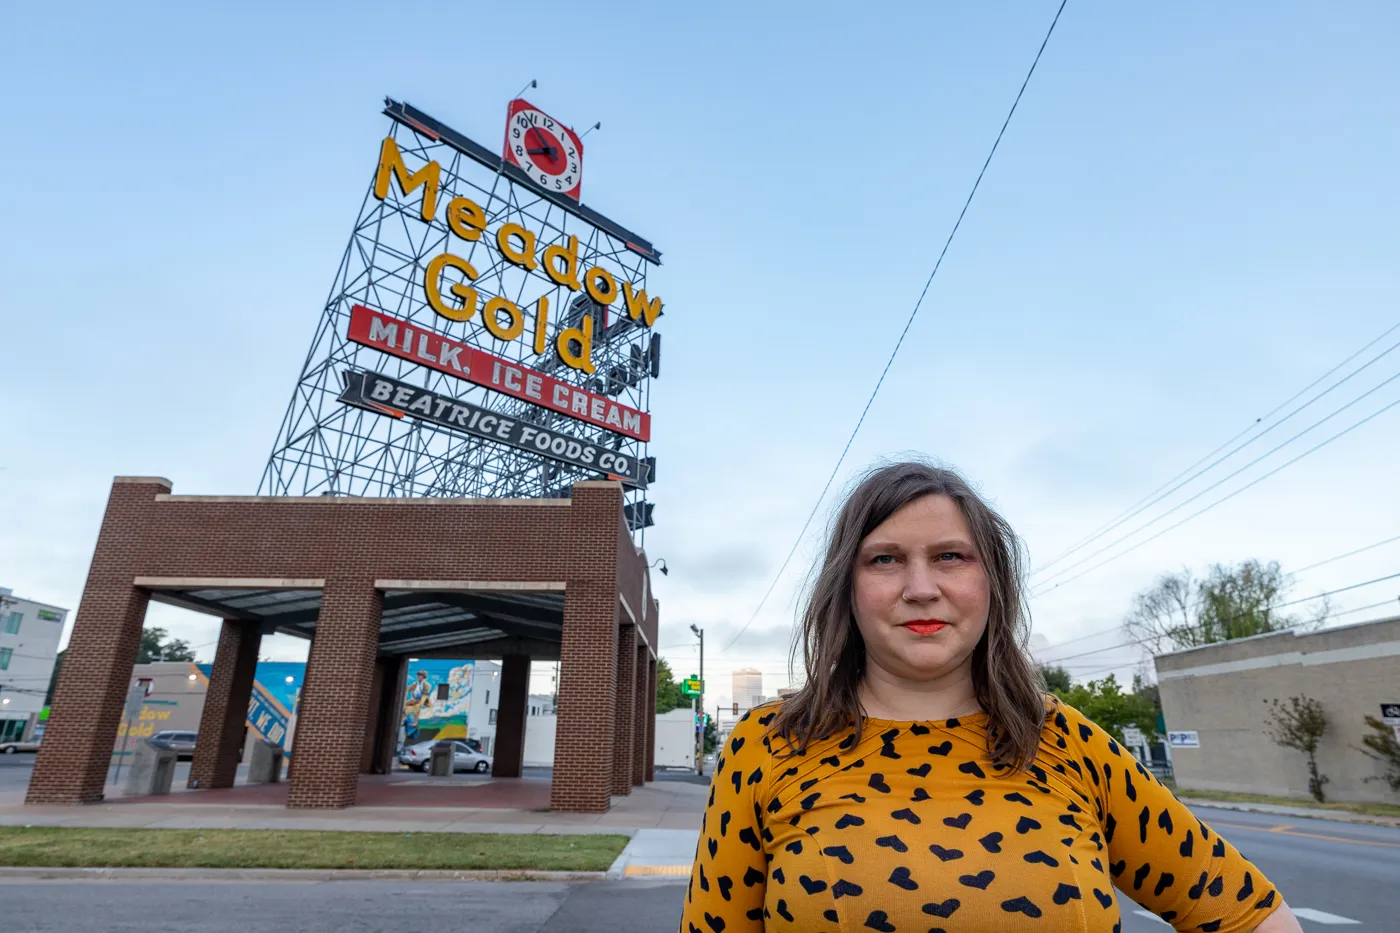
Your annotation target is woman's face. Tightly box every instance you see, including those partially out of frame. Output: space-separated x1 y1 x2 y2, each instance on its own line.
852 494 991 684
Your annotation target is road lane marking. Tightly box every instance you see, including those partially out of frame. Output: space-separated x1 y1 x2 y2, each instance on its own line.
1207 819 1400 849
1291 907 1361 924
1138 907 1361 926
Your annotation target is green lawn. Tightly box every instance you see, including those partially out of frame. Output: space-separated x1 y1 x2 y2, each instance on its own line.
1172 787 1400 820
0 827 628 871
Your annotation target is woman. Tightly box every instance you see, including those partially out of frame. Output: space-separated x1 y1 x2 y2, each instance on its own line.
681 462 1301 933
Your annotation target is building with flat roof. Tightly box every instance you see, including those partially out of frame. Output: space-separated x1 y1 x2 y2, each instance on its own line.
1155 614 1400 804
0 587 67 744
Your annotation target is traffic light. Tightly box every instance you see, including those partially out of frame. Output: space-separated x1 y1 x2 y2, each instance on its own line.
732 702 739 715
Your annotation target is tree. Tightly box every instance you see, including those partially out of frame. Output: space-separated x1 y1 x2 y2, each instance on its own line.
655 658 683 714
1264 695 1329 802
1053 675 1158 746
136 627 197 663
1358 716 1400 793
1124 559 1315 655
704 716 717 754
1039 664 1072 694
1123 568 1196 655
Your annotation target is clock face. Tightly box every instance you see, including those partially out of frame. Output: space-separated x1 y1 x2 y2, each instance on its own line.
503 99 583 201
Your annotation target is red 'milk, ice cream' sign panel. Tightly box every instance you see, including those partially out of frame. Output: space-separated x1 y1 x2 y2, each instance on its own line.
347 304 649 442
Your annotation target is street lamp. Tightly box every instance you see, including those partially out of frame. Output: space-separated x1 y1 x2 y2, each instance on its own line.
690 624 704 775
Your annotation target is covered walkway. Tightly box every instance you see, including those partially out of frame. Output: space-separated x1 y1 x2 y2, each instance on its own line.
28 477 659 812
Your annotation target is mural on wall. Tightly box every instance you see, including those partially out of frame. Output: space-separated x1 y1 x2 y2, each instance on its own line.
193 661 306 749
402 659 475 744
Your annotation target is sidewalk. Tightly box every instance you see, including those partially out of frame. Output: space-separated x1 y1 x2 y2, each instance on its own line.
0 780 707 836
1184 797 1400 828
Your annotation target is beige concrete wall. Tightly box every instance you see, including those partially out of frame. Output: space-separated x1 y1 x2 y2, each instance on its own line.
1155 616 1400 804
113 662 208 754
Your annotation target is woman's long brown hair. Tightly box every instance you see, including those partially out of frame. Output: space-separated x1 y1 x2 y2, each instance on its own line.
767 460 1047 770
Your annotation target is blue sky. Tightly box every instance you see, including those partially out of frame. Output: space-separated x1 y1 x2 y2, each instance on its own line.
2 2 1398 707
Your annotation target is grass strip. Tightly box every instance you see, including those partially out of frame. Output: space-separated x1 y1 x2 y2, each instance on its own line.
1174 788 1400 819
0 827 628 871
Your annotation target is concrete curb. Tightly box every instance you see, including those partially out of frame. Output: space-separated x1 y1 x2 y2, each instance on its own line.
0 866 607 883
1185 799 1400 828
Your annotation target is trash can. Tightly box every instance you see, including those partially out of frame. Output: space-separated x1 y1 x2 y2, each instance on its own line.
429 741 453 777
124 739 177 796
248 739 284 784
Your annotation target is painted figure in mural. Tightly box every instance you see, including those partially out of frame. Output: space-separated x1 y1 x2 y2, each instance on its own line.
402 669 435 743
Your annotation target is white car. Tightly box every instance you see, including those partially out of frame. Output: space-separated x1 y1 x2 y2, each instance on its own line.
399 740 491 773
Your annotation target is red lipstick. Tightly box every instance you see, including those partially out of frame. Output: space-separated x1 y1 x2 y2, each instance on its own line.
902 620 948 635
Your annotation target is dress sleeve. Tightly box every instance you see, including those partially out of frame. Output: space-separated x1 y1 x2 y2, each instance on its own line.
1062 705 1283 933
679 707 773 933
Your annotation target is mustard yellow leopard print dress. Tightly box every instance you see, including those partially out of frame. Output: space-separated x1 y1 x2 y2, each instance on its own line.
681 702 1280 933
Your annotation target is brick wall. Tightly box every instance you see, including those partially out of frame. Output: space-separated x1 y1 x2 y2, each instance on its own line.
26 478 167 805
30 476 647 812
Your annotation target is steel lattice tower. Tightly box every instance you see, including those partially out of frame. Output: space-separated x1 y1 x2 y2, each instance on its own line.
260 100 660 535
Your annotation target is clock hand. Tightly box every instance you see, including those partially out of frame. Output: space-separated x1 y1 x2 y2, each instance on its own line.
526 146 557 156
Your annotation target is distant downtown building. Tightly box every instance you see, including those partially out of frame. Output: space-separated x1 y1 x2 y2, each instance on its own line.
732 668 764 711
0 587 67 744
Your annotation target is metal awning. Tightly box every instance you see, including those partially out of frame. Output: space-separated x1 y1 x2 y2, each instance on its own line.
146 585 565 657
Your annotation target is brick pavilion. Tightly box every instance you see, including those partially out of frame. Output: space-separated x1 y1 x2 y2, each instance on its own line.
27 476 659 812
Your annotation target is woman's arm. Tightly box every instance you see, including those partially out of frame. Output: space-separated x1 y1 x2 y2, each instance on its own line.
1253 904 1304 933
679 709 773 933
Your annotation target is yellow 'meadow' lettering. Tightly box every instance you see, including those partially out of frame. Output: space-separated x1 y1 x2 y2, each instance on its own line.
543 235 582 291
424 253 479 322
374 136 440 223
622 281 662 327
584 266 618 305
497 223 538 271
446 197 487 241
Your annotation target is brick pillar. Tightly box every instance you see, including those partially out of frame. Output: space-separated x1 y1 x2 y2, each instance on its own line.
612 624 637 795
188 619 261 790
551 583 618 812
287 580 381 809
359 658 386 774
644 656 657 782
632 643 648 787
373 655 407 775
492 655 531 778
27 477 168 805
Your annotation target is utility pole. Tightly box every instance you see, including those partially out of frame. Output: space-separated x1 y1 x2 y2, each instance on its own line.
690 623 704 775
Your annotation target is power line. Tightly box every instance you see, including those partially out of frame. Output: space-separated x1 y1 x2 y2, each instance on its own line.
1040 570 1400 666
725 0 1071 651
1291 534 1400 575
1034 530 1400 652
1066 597 1400 681
1033 390 1400 595
1032 321 1400 577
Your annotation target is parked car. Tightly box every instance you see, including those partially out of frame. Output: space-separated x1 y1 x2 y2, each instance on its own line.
148 730 198 760
0 738 41 754
398 740 491 773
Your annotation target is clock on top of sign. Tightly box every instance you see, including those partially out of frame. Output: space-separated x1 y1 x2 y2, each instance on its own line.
503 99 584 201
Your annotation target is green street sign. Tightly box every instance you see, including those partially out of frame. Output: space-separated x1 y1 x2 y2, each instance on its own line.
680 677 703 698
